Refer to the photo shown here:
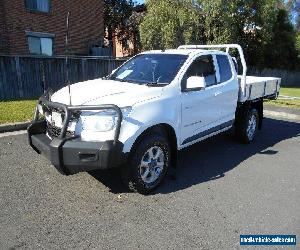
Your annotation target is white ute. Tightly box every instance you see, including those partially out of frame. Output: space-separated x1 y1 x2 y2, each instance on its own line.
28 44 281 194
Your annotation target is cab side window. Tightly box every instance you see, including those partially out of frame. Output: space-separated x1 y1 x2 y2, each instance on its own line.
182 55 216 90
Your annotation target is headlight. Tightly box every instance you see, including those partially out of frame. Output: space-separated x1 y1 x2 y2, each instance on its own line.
80 107 131 132
81 111 116 132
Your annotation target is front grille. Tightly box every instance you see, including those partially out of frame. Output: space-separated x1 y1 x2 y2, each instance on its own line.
45 108 79 139
46 122 75 138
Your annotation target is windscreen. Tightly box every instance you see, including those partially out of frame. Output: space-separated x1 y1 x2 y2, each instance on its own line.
108 54 188 85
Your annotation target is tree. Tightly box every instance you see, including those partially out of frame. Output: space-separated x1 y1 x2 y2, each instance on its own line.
285 0 300 66
264 8 298 69
198 0 279 67
286 0 300 31
139 0 204 50
104 0 134 41
126 5 147 54
139 0 298 69
295 32 300 59
139 0 279 65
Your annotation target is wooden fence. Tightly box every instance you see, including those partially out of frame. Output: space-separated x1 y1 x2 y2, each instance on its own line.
0 55 299 100
0 55 126 100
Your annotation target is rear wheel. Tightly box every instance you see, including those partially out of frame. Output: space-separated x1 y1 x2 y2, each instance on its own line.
235 108 259 144
121 133 170 194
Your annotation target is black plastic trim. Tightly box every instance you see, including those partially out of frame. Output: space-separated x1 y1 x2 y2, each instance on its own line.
35 90 122 144
29 133 126 174
27 90 125 175
182 120 234 145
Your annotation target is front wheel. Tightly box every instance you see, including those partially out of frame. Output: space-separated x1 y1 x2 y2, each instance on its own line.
121 133 170 194
235 108 259 144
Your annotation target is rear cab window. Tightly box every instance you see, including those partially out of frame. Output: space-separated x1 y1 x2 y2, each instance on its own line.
216 54 233 83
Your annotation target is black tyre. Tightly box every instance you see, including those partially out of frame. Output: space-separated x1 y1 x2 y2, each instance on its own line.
121 133 171 194
235 108 259 144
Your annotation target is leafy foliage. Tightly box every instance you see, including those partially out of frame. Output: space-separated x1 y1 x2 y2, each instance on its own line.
139 0 204 50
139 0 299 69
126 8 146 53
104 1 146 54
104 0 135 40
264 8 298 69
286 0 300 31
296 32 300 58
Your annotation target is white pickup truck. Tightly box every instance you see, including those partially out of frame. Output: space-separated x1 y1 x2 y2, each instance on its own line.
28 44 281 194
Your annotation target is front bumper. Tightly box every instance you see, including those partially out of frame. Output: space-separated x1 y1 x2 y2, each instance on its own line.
28 120 126 175
27 92 126 175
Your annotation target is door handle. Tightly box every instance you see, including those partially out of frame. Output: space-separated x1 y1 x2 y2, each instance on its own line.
214 91 222 96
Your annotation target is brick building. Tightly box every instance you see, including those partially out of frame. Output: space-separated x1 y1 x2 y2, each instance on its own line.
0 0 104 56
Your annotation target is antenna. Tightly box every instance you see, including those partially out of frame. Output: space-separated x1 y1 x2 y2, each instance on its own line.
65 9 72 105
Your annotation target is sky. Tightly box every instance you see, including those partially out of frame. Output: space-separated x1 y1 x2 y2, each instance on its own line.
135 0 145 4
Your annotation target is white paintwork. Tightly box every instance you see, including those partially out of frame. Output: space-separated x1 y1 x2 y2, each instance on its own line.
238 76 281 101
51 80 163 107
178 44 280 102
47 44 280 154
178 44 248 100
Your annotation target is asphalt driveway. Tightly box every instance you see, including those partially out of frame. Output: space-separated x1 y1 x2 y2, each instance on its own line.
0 117 299 249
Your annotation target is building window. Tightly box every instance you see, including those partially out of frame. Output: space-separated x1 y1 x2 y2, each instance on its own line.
25 0 51 13
27 32 54 56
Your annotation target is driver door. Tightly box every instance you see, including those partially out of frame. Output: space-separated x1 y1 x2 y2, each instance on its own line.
180 55 223 145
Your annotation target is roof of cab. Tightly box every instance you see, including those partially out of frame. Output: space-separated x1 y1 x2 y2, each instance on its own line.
141 49 222 57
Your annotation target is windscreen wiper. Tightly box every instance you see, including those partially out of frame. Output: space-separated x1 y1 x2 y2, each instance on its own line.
146 82 168 87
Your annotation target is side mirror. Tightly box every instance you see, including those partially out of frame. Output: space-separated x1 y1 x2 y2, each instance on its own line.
186 76 206 90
